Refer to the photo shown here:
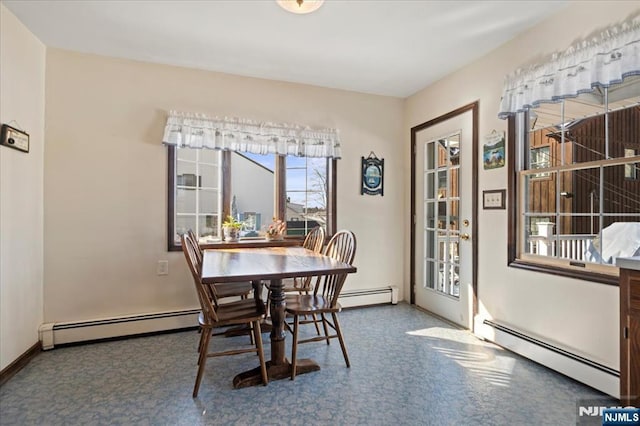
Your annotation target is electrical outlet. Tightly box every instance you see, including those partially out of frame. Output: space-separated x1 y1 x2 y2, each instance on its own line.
157 260 169 275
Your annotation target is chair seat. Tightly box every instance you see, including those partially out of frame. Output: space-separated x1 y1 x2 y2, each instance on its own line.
199 299 266 328
213 281 252 298
285 294 341 315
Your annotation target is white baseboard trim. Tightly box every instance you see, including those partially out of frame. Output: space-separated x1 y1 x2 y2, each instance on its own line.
475 317 619 398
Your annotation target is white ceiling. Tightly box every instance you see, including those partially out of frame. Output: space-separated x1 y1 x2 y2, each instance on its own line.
3 0 568 98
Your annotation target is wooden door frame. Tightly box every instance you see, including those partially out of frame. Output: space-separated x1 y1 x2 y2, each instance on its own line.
410 101 479 324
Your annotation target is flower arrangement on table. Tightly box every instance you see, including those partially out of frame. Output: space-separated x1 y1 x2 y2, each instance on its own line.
265 219 286 241
222 215 244 242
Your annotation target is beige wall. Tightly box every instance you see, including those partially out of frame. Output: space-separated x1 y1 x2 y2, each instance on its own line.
43 49 404 323
405 2 639 370
0 4 46 370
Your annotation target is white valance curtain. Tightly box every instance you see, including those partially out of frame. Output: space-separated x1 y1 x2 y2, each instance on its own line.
162 111 342 159
498 17 640 119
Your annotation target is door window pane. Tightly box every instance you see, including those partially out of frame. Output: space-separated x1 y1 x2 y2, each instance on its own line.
423 132 462 298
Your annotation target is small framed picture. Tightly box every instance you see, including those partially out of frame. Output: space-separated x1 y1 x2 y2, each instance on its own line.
483 130 505 170
1 124 29 153
483 189 506 209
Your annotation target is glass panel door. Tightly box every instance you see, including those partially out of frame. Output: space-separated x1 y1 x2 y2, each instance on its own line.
424 134 460 297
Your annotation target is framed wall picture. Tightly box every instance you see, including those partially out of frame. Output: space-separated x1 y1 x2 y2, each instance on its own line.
483 130 505 170
361 152 384 196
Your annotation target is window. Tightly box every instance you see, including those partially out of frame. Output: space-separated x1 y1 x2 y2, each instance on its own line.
625 148 639 180
509 78 640 282
172 148 222 243
230 152 275 238
168 148 335 249
285 156 328 236
529 146 550 178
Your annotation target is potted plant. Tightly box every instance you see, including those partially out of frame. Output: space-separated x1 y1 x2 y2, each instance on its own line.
222 215 243 242
265 219 286 241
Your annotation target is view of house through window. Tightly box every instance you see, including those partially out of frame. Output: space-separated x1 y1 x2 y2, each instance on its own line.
285 156 327 236
240 153 328 236
170 148 330 247
230 153 275 238
516 77 640 274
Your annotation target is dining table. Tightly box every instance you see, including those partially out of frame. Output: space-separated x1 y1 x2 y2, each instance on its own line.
201 245 357 388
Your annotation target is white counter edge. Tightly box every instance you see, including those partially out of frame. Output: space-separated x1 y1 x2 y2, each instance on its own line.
617 256 640 271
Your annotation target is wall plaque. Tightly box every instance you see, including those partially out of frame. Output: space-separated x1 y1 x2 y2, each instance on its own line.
361 152 384 196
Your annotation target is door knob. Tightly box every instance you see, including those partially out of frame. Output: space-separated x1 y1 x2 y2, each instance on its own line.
460 233 470 240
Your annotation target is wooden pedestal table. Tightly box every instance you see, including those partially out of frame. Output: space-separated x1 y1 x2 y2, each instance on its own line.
200 246 357 387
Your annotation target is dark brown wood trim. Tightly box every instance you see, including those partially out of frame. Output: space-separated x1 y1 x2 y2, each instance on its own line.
167 145 177 251
507 115 517 263
222 150 232 220
328 158 338 237
471 102 479 319
410 101 479 316
410 129 416 305
275 155 286 222
0 341 42 387
620 267 629 406
509 259 618 286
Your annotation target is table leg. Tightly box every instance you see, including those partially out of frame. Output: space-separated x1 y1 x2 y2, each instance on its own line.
269 278 286 365
232 278 320 388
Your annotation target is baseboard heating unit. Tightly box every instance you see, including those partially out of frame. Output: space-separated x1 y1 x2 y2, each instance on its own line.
338 286 398 308
478 319 619 398
39 286 399 349
39 309 200 350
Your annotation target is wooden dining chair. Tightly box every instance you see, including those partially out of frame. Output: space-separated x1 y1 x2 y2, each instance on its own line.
187 229 253 302
181 232 268 397
287 226 325 292
285 229 356 380
183 232 258 346
267 226 325 294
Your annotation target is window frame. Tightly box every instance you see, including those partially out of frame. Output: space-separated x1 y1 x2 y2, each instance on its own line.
625 148 639 180
507 110 638 286
528 145 551 179
167 146 337 251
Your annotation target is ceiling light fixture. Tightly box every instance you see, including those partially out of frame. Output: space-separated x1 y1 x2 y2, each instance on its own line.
277 0 324 14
